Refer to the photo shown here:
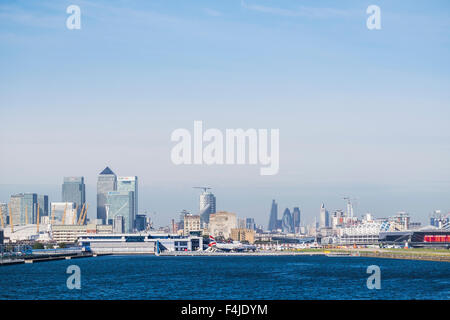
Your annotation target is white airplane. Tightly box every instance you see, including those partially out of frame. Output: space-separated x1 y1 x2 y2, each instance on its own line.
208 236 256 252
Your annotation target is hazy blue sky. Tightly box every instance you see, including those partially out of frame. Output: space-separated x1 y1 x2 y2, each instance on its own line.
1 0 449 226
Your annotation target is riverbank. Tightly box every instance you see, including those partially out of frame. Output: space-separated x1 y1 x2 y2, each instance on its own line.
0 253 111 266
160 248 450 262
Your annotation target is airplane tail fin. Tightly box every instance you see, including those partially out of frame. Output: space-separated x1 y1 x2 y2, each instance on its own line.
208 235 216 247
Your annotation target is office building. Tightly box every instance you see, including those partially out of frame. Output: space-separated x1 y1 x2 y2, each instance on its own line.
0 203 8 226
320 203 329 228
246 218 256 230
113 215 124 233
117 176 138 217
292 207 301 232
184 214 201 236
209 211 237 239
52 223 113 243
37 195 49 218
268 200 278 232
231 228 256 244
199 190 216 225
97 167 117 224
135 214 147 232
106 191 134 233
282 208 294 233
9 193 38 226
62 177 85 220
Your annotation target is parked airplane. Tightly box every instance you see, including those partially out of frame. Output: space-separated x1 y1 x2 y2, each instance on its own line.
208 236 256 252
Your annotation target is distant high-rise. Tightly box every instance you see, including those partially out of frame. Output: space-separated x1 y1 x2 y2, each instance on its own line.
37 195 49 218
97 167 117 224
246 218 256 230
106 191 134 233
199 191 216 225
292 207 301 232
9 193 37 225
282 208 294 233
0 203 8 226
135 214 147 232
117 176 138 217
268 200 278 232
319 203 329 228
62 177 85 220
113 215 125 233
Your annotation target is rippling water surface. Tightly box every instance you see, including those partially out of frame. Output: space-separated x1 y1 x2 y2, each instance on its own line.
0 255 449 299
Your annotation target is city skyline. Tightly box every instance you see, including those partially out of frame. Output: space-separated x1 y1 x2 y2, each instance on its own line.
1 1 450 226
1 168 449 228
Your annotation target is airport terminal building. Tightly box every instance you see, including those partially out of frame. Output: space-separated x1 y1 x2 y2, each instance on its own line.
78 233 203 254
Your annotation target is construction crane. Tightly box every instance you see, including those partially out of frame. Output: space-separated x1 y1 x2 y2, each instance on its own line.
51 204 56 225
37 203 40 233
77 203 86 225
80 204 88 225
62 202 68 225
78 204 88 225
193 186 212 193
0 206 4 229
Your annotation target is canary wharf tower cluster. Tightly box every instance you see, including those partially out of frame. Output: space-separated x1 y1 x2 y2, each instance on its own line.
96 167 138 233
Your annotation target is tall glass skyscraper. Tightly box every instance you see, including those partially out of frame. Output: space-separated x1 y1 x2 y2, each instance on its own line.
62 177 85 220
268 200 278 232
320 203 329 228
117 176 138 217
37 195 49 217
106 191 134 233
199 191 216 225
97 167 117 224
282 208 294 233
292 207 301 232
9 193 38 225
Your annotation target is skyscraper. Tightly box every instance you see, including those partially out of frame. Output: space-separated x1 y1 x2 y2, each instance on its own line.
9 193 37 225
199 190 216 225
268 200 278 232
0 203 8 226
117 176 138 217
282 208 294 233
246 218 256 230
292 207 301 232
97 167 117 224
62 177 85 220
319 203 329 228
37 195 49 217
106 191 134 233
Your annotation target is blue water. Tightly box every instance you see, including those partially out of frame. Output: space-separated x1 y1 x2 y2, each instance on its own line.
0 255 449 299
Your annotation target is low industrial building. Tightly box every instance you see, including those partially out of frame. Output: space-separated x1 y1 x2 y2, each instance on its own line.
78 233 203 254
230 228 256 244
52 224 113 243
379 229 450 248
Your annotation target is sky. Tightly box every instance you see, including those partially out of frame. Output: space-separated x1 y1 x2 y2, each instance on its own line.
1 0 449 227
